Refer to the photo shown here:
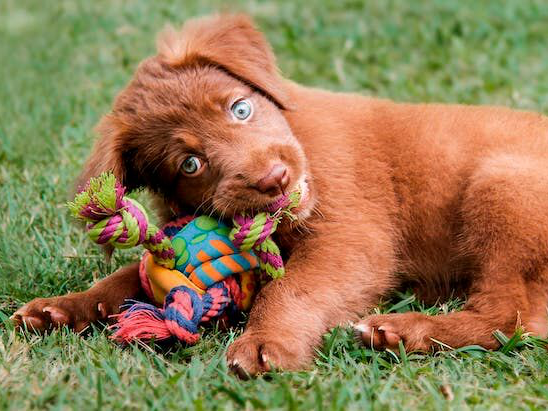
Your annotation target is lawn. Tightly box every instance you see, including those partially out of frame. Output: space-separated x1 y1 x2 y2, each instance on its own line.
2 0 548 409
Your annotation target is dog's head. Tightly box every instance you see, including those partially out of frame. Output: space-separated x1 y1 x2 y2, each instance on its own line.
79 14 311 219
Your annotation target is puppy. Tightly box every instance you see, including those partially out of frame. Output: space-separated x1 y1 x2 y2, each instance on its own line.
14 14 548 376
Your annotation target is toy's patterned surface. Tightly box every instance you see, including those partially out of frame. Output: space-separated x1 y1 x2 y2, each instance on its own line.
142 216 259 310
172 216 259 290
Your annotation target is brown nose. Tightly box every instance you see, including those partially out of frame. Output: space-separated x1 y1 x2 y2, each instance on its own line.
255 164 289 194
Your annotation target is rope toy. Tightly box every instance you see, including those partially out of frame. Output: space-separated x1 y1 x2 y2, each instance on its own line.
68 172 300 344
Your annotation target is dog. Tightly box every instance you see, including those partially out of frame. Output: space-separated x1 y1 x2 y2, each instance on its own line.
13 14 548 376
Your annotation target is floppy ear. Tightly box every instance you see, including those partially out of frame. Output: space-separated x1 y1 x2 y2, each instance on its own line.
156 14 292 109
74 114 137 193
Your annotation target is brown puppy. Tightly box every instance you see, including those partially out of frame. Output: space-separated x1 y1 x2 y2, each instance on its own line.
13 14 548 376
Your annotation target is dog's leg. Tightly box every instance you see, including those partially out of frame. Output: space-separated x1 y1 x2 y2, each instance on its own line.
12 262 141 332
356 154 548 351
356 275 548 351
227 219 397 376
355 276 539 351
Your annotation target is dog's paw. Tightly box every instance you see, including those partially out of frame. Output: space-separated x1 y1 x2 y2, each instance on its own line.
354 312 432 352
11 294 114 333
226 331 308 378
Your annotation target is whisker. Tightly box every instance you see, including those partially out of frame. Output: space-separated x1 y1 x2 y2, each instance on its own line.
218 201 231 222
194 191 215 216
312 204 324 220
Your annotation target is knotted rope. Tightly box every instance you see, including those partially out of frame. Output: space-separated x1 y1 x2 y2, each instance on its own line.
68 173 174 268
112 277 243 344
69 172 300 344
230 191 300 279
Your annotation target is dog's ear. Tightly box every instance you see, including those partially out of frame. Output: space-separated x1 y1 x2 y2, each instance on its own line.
157 14 292 109
74 114 138 193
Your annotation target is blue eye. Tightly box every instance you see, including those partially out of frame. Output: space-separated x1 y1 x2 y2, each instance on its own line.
182 156 202 175
231 99 252 120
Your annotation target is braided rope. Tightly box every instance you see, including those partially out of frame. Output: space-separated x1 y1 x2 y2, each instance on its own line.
69 173 175 268
111 279 240 344
229 190 300 278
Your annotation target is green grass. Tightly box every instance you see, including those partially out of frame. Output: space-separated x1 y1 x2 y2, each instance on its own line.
2 0 548 409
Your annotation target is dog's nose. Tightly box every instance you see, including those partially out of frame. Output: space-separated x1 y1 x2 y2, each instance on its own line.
255 164 289 194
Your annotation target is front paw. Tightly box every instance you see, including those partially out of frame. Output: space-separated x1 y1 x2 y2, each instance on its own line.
226 331 310 378
354 312 432 352
12 294 114 333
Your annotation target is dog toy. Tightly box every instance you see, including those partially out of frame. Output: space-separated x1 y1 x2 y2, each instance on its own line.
68 172 300 344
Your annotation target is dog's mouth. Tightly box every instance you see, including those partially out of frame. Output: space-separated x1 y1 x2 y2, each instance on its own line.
209 173 313 221
293 176 314 219
265 174 312 218
290 175 310 212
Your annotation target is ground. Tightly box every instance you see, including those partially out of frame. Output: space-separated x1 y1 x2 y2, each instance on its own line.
2 0 548 409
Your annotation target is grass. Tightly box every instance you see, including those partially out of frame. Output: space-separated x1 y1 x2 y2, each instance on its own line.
2 0 548 409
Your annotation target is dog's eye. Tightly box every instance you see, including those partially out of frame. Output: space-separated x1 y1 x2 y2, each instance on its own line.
181 156 202 175
231 99 252 120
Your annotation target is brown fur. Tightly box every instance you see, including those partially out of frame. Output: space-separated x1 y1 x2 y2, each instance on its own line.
14 14 548 376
